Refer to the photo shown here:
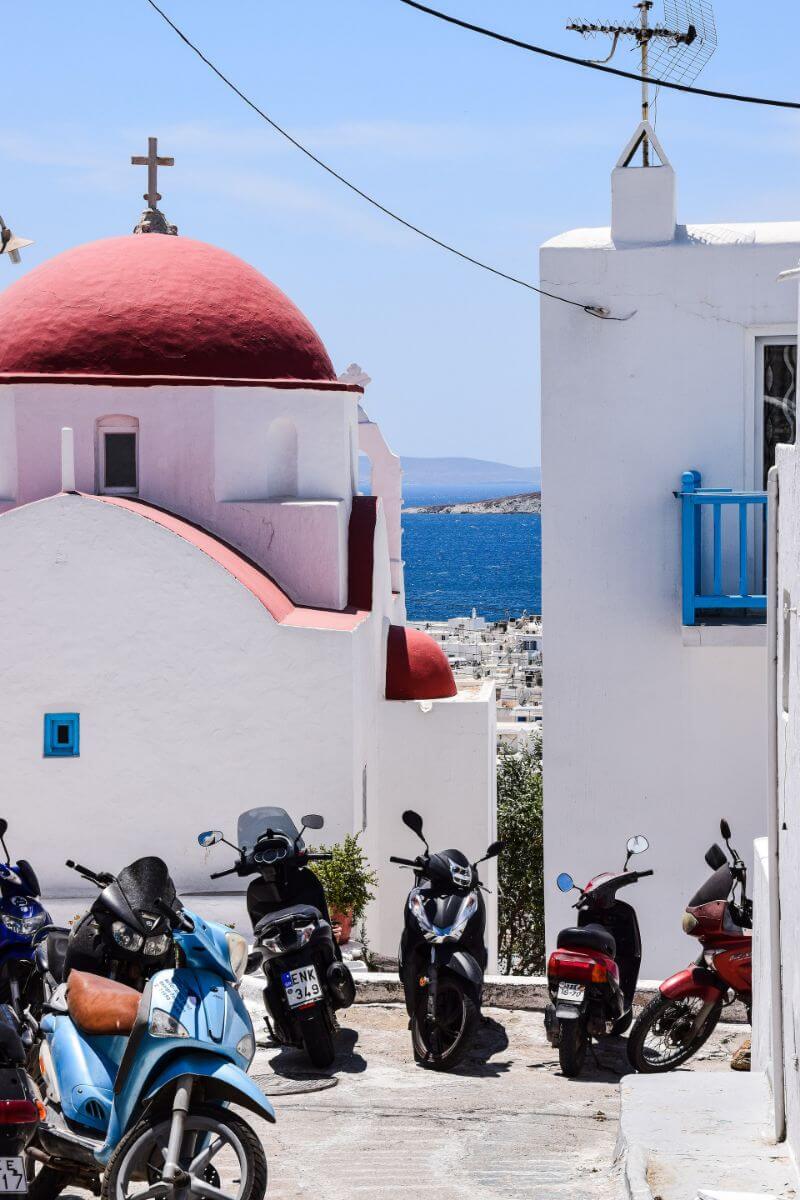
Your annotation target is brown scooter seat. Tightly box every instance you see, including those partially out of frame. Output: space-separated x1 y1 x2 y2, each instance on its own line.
66 970 140 1036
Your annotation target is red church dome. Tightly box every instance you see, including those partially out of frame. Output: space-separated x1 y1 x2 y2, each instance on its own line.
0 235 336 385
385 625 458 701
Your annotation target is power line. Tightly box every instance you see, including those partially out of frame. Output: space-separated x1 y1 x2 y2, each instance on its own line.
396 0 800 111
142 0 630 320
403 1 796 109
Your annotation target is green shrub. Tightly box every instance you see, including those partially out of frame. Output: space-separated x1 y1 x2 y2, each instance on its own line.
308 832 378 920
497 741 544 975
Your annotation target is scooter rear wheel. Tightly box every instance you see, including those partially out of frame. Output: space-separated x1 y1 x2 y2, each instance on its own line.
299 1010 336 1068
627 992 723 1073
558 1018 588 1077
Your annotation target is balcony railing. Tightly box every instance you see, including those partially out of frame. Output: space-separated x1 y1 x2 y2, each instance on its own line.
677 470 767 626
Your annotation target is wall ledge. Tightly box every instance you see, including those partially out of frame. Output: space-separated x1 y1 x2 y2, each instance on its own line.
682 623 767 648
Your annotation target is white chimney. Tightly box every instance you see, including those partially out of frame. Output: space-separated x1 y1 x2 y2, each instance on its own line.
611 121 677 247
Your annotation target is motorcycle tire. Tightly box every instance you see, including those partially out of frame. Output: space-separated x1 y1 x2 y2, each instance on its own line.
611 1010 633 1037
411 975 478 1071
627 992 723 1073
558 1018 588 1077
299 1011 336 1068
101 1104 267 1200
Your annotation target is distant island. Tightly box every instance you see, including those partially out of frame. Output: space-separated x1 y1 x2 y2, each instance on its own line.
359 454 539 492
404 491 541 515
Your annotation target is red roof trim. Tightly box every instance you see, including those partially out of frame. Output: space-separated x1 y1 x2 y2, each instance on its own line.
0 373 363 393
89 495 367 630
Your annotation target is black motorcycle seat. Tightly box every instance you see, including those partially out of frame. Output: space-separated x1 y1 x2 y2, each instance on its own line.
557 924 616 958
254 904 323 936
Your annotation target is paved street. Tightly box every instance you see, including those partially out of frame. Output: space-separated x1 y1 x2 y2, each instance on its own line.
55 1001 742 1200
243 1003 739 1200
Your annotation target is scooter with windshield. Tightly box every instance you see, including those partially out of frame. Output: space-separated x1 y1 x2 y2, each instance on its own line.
30 883 272 1200
199 807 356 1069
392 810 501 1071
545 835 653 1076
627 818 751 1073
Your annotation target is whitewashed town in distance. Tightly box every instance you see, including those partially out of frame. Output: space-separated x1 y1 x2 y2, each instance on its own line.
410 610 543 754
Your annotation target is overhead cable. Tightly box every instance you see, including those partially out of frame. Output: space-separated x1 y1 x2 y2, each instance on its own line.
143 0 631 320
397 0 800 111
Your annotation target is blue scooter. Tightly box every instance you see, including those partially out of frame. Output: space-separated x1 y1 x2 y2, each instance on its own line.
0 819 51 1017
32 874 273 1200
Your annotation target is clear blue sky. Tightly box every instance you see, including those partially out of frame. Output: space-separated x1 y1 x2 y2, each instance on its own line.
3 1 799 467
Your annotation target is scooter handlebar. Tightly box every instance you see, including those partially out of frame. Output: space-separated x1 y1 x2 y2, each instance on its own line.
636 869 654 878
389 856 419 867
209 866 239 880
305 852 333 862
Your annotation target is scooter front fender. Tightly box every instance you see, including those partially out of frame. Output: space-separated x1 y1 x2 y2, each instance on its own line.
661 965 723 1004
143 1051 276 1125
436 946 483 996
98 1051 275 1165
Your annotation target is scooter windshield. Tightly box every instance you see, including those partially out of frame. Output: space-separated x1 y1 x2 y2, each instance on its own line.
116 857 177 913
237 807 302 854
688 864 734 908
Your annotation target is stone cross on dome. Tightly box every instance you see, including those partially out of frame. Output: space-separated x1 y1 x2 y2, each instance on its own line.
130 137 178 236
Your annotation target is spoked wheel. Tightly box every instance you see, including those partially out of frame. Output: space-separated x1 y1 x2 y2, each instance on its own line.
627 993 723 1073
102 1105 268 1200
558 1018 588 1077
412 974 478 1071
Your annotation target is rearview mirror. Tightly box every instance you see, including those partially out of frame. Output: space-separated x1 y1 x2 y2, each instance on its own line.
301 814 324 831
705 843 727 871
626 834 649 857
484 840 503 860
720 818 732 842
197 831 222 848
402 810 425 838
556 872 574 893
0 819 8 839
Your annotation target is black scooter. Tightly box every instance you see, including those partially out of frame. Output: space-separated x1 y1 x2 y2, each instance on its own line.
199 807 355 1068
545 835 653 1076
392 810 501 1071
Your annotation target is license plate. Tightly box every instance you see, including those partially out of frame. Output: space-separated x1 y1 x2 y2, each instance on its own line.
557 982 585 1003
282 965 322 1009
0 1158 27 1193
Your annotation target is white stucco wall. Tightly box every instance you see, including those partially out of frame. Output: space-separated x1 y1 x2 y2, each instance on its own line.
0 381 358 611
541 219 800 977
371 683 498 969
751 838 772 1077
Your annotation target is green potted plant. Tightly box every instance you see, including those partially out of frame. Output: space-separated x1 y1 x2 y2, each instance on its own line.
309 832 378 944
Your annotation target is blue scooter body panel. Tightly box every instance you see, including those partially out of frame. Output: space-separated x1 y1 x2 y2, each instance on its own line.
45 1018 126 1132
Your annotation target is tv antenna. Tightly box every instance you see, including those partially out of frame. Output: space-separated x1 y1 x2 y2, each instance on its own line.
567 2 717 165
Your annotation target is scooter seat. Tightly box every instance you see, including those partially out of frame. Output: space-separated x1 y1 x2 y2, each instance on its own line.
557 924 616 958
254 904 323 936
66 970 141 1036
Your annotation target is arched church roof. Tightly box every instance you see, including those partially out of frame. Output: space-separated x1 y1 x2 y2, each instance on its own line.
385 625 458 701
0 235 342 387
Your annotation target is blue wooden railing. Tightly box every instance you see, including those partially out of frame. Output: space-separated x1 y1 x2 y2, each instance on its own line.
677 470 767 626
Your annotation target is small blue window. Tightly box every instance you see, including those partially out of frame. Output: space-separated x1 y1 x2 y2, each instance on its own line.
44 713 80 758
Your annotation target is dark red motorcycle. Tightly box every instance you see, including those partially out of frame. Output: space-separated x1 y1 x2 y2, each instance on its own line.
545 835 653 1077
627 818 752 1073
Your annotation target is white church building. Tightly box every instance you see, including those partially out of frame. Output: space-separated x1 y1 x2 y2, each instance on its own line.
0 163 496 961
540 121 799 977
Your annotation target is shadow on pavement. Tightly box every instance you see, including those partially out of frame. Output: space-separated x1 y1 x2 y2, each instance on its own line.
527 1035 635 1080
266 1024 368 1080
449 1015 512 1078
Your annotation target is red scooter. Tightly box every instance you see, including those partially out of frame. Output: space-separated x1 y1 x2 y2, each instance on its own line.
627 818 751 1073
545 835 653 1077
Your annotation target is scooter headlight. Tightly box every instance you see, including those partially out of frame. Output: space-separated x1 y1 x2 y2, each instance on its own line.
437 892 479 943
111 921 144 952
226 931 249 982
149 1009 190 1039
408 892 434 937
143 934 171 957
4 911 47 937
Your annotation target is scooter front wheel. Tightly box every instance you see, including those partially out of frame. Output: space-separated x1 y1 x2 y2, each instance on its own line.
627 992 723 1073
558 1017 588 1077
411 974 478 1071
102 1105 267 1200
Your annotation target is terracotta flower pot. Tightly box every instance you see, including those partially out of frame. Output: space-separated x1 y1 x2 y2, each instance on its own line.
331 909 354 945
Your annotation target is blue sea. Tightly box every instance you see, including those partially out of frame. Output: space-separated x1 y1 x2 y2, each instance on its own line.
401 485 541 622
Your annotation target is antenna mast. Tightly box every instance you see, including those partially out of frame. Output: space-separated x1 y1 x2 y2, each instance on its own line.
568 1 716 166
